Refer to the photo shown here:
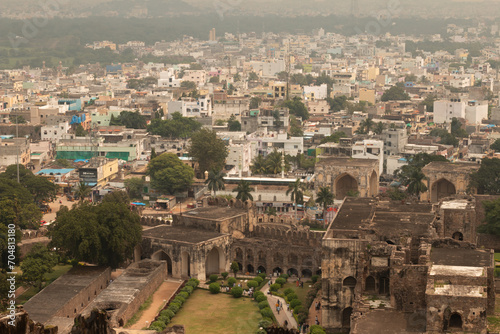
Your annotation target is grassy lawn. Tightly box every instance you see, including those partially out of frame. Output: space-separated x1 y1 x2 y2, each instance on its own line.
495 253 500 262
169 289 262 334
487 293 500 332
276 282 311 306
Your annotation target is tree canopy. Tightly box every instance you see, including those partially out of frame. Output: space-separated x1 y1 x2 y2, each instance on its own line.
110 111 147 129
491 139 500 152
282 97 309 120
250 151 291 175
381 86 410 101
0 165 58 204
227 115 241 131
469 158 500 195
188 129 228 173
21 244 57 290
395 153 448 196
124 177 145 199
50 191 142 268
233 180 254 202
478 197 500 236
147 112 202 138
147 153 194 195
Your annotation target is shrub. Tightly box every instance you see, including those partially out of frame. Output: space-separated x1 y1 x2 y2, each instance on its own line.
231 286 243 298
290 299 302 309
158 315 170 325
221 272 229 279
275 277 286 286
310 325 326 334
280 273 289 280
161 309 175 319
173 296 185 305
258 273 267 280
287 293 298 301
227 277 237 287
209 274 219 282
260 307 273 318
178 291 189 299
495 267 500 278
209 282 221 294
294 305 304 314
168 302 180 313
311 275 319 283
181 285 193 294
256 294 267 302
188 278 200 286
284 288 294 296
258 300 270 309
254 276 264 284
298 311 309 324
149 321 166 332
270 283 281 292
254 291 264 298
259 318 273 329
247 280 259 289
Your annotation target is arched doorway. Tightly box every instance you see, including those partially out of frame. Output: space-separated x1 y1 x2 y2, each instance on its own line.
273 267 282 275
369 170 378 197
449 313 462 329
247 264 254 273
287 268 298 277
257 266 266 274
380 277 390 295
235 247 243 262
335 174 358 200
301 269 312 278
431 178 456 202
152 250 173 275
342 307 353 328
365 276 375 292
452 232 464 241
181 252 190 277
206 247 224 276
237 262 243 271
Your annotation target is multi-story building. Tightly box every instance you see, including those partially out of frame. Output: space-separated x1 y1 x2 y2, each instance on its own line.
41 121 71 142
382 127 408 156
434 99 488 125
0 137 30 167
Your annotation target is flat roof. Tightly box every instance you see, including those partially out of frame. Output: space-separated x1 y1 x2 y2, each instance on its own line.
181 206 247 221
422 161 480 173
429 265 484 277
440 199 470 210
23 266 109 324
36 168 74 175
317 157 379 167
432 284 485 297
142 226 226 244
430 248 492 267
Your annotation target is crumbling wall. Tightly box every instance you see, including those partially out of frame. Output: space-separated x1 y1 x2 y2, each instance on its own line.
71 310 114 334
0 310 57 334
391 265 428 313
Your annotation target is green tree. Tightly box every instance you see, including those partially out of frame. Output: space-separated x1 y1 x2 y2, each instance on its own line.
315 187 334 225
419 94 437 113
75 181 91 203
227 115 241 131
248 72 259 81
75 124 87 137
357 118 374 134
124 177 145 199
147 112 202 139
326 95 348 112
230 261 239 278
233 73 241 82
21 244 57 290
406 169 428 197
287 179 305 219
289 115 303 137
233 180 254 202
251 155 268 175
189 129 228 173
9 115 26 124
469 158 500 195
249 97 261 109
50 191 142 268
150 148 157 160
373 122 385 135
111 111 147 129
209 76 220 83
381 86 410 101
491 139 500 152
283 97 309 120
1 165 58 205
477 198 500 235
147 153 194 195
451 118 468 138
181 81 197 90
206 169 226 196
320 131 347 144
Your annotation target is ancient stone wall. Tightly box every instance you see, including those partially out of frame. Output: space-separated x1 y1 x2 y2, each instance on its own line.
0 311 57 334
391 265 428 313
477 233 500 251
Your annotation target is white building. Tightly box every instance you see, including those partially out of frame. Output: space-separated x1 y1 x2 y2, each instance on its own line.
386 155 408 175
304 84 328 100
182 70 206 86
158 70 181 88
167 96 212 118
41 121 70 142
249 59 286 77
351 140 384 175
248 132 304 156
434 99 488 125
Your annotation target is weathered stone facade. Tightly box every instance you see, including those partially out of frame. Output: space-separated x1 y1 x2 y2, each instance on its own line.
421 162 480 202
314 158 379 199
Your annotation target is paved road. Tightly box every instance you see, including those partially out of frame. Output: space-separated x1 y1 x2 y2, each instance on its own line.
261 279 298 330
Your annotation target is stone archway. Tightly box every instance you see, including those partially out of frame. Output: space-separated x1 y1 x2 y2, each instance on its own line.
257 265 266 274
181 251 190 277
380 276 390 295
206 247 225 276
449 313 462 329
365 276 375 292
343 276 357 287
152 250 172 275
335 174 358 200
234 247 243 262
247 264 254 273
342 307 353 328
301 269 312 277
369 170 378 197
287 268 299 277
273 267 283 275
452 232 464 241
431 178 456 202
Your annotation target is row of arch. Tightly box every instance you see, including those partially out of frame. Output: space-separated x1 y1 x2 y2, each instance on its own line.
316 171 379 200
342 275 390 295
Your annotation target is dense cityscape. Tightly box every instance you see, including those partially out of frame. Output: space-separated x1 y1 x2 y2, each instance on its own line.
1 1 500 333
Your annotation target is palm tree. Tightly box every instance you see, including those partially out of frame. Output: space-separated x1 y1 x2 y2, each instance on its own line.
287 179 305 220
358 118 374 134
266 150 283 175
373 122 385 135
315 187 334 226
206 169 226 197
251 155 267 175
406 169 428 198
75 181 91 203
233 180 254 202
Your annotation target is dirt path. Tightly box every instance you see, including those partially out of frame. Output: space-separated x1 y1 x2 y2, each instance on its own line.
306 291 322 328
261 280 298 329
130 279 183 330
